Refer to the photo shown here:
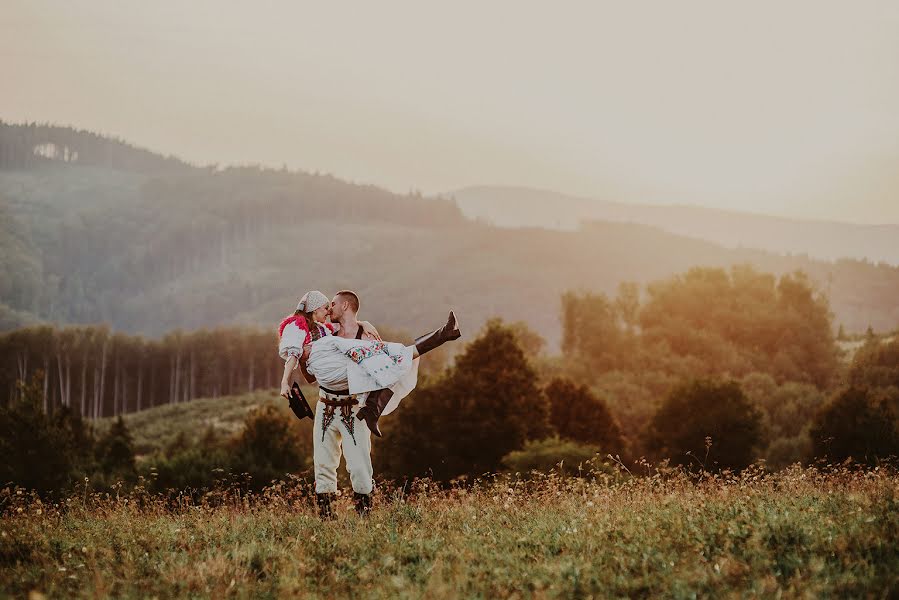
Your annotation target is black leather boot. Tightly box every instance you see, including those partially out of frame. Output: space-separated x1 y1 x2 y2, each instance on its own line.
356 388 394 438
316 493 335 520
414 310 461 357
354 492 372 517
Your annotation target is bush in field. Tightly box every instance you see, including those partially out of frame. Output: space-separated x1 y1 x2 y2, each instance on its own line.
377 319 551 481
812 386 899 465
543 377 625 452
141 405 309 491
231 404 309 487
649 378 764 471
501 437 606 476
0 372 94 494
148 445 233 491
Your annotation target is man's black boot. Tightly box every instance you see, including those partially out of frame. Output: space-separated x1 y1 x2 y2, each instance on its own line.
316 493 335 520
356 388 394 438
354 492 372 517
414 310 461 357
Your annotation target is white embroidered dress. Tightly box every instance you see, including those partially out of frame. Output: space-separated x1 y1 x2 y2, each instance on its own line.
278 320 419 416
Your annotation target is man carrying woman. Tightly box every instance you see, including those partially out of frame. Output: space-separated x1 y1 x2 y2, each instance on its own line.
279 289 460 517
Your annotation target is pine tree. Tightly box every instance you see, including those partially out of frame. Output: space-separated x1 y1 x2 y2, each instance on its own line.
95 416 136 476
0 371 78 493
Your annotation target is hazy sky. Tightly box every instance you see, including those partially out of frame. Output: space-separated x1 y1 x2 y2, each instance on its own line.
3 1 899 224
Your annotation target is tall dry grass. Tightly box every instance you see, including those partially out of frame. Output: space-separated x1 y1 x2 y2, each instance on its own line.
2 465 897 598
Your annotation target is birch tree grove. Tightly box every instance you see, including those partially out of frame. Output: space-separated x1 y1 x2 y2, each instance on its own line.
0 325 281 418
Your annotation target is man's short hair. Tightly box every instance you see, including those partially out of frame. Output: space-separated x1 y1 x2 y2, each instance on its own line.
335 290 360 312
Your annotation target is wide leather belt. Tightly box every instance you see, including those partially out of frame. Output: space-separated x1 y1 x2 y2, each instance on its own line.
319 386 361 406
320 385 352 396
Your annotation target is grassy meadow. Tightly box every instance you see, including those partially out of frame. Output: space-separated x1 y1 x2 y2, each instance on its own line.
2 466 898 599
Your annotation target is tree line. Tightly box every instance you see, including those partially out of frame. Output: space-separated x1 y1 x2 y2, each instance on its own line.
0 120 191 173
0 325 281 418
2 265 897 496
561 265 838 388
0 322 446 419
4 317 898 496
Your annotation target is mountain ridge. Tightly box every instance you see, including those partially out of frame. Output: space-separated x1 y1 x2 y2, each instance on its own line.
448 185 899 264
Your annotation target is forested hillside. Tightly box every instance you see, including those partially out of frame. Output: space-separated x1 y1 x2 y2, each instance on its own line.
2 122 899 345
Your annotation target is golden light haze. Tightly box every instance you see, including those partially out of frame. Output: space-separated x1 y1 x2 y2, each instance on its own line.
2 0 898 224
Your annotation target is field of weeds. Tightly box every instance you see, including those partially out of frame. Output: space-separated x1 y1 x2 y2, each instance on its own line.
2 466 898 599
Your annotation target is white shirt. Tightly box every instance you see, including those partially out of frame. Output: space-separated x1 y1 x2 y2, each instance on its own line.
305 336 355 391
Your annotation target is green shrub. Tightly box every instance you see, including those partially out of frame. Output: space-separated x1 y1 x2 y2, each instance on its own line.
543 377 625 452
812 386 899 465
501 436 606 476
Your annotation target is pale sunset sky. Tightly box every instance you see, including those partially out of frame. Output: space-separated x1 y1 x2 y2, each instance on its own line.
2 1 898 224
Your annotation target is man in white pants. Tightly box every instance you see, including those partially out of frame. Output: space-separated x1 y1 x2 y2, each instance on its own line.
311 290 376 517
288 290 459 518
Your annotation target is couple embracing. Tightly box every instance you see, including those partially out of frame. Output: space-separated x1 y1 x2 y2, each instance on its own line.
278 289 460 518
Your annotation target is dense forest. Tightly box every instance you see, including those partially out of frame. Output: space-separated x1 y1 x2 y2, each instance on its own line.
2 121 898 347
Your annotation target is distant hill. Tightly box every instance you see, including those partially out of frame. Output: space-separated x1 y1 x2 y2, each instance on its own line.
96 390 315 457
449 186 899 265
2 122 899 347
